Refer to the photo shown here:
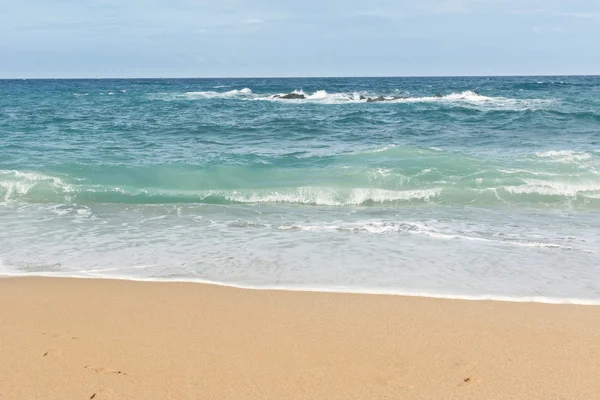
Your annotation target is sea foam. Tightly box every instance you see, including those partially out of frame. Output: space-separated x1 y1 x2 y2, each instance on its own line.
151 88 555 110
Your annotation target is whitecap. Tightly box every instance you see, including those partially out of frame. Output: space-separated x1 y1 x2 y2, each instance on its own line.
498 169 559 176
365 144 397 153
535 150 592 163
183 88 253 99
0 170 73 203
210 187 441 206
502 179 600 197
151 88 554 110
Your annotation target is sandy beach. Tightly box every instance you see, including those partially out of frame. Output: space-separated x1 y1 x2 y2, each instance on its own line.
1 277 600 400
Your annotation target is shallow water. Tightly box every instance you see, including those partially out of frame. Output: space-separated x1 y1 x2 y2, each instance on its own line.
1 76 600 303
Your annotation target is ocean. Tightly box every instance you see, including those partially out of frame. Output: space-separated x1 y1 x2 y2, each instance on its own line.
1 76 599 303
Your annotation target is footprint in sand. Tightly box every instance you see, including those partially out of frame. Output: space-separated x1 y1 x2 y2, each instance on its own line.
42 332 78 340
84 365 127 376
41 348 62 359
89 388 105 399
41 333 77 359
460 376 482 386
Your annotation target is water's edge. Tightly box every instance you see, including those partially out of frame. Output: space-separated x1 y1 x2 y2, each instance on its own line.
3 272 599 306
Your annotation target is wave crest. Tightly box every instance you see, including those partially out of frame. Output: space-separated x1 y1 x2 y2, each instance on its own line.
0 170 73 203
207 187 442 206
150 88 555 110
535 150 592 163
502 179 600 198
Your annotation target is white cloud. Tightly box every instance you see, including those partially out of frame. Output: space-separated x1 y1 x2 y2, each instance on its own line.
244 18 264 24
532 25 565 34
555 12 598 19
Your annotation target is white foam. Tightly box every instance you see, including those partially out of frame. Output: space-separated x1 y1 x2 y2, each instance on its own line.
358 144 400 155
416 168 433 176
0 170 73 203
382 90 556 110
502 179 600 197
152 88 555 110
268 89 364 104
278 221 432 235
274 220 591 252
140 215 167 223
421 231 584 251
498 169 559 177
278 224 341 232
370 168 395 178
215 187 441 206
181 88 254 99
535 150 593 163
306 89 328 100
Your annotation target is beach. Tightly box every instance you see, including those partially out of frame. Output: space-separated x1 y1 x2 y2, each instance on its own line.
3 2 600 398
2 277 600 400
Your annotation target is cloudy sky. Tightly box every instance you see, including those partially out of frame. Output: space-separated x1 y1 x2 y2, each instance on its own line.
1 0 598 77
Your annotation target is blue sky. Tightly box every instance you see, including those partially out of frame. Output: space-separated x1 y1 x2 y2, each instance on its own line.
1 0 599 77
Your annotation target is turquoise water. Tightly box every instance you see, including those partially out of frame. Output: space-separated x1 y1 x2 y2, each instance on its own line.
1 77 600 302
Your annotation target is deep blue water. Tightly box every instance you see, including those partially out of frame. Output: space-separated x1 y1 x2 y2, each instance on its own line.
1 77 599 302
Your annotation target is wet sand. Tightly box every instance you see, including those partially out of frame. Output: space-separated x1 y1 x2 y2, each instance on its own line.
1 277 600 399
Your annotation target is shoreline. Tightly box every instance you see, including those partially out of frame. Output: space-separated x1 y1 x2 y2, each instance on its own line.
2 273 600 305
2 276 600 399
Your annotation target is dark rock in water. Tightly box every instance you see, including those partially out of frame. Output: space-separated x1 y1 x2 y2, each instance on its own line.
366 96 386 103
472 90 481 96
434 93 443 98
363 95 407 103
273 93 306 100
359 95 366 100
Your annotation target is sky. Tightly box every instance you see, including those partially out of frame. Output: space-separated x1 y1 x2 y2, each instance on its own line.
1 0 599 78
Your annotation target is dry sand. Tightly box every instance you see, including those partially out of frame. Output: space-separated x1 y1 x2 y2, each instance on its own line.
1 277 600 400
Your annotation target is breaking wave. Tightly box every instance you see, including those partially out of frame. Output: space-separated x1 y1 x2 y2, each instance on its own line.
2 165 600 208
0 170 73 203
535 150 593 163
150 89 556 110
208 187 442 206
502 179 600 198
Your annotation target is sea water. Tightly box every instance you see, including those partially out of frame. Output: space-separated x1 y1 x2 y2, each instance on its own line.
1 76 599 303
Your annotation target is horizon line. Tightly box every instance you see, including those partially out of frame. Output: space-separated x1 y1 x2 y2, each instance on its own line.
1 73 599 80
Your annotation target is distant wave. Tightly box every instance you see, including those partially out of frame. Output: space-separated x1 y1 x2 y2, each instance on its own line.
183 88 253 98
150 89 556 110
543 110 600 122
535 150 593 163
511 80 594 91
